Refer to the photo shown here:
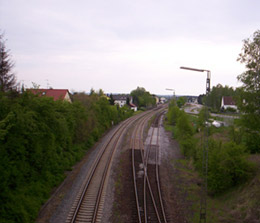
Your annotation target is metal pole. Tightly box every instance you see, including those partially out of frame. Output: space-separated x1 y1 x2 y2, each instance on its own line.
180 66 211 223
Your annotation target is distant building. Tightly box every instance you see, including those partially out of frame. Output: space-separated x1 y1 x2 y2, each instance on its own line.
28 89 72 103
187 96 198 104
221 96 237 111
159 97 166 104
111 94 137 111
113 94 128 107
129 102 138 112
154 96 159 104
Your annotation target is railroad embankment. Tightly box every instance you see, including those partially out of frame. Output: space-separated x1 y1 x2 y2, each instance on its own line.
164 101 259 222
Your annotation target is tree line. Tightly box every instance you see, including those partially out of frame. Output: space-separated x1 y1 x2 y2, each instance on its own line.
130 86 156 109
0 90 134 223
0 33 135 222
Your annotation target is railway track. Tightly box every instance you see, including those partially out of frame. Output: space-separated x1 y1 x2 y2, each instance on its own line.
145 111 167 223
131 107 168 223
66 108 156 223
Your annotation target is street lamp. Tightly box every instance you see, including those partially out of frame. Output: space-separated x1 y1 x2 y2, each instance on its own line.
165 88 175 99
180 66 211 95
180 66 211 223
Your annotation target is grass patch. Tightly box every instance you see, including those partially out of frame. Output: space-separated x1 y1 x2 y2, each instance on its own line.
173 156 260 222
164 122 174 132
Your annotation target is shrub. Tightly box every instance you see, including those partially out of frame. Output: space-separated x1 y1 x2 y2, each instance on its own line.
179 136 197 158
176 111 194 139
206 140 255 194
244 132 260 154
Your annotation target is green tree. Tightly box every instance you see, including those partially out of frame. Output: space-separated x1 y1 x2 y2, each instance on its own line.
176 96 186 108
166 100 180 125
0 89 133 222
0 32 16 92
176 110 194 138
130 87 156 109
237 30 260 153
206 140 255 194
175 110 195 157
205 84 236 112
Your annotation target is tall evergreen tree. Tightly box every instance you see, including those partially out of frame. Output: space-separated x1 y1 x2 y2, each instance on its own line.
0 33 16 92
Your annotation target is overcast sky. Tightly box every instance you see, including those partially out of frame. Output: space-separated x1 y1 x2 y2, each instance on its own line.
1 0 260 95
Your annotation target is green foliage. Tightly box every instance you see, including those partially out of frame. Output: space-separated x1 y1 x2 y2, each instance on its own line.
193 138 256 195
0 90 133 222
166 100 180 125
229 125 244 145
236 30 260 153
197 107 210 129
206 140 255 194
176 111 194 139
243 132 260 154
166 102 195 158
0 33 16 92
176 96 186 108
225 107 237 113
204 84 237 112
130 87 156 109
166 101 255 196
175 112 196 158
179 136 197 158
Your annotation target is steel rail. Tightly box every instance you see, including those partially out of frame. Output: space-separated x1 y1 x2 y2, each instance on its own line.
69 119 129 222
143 118 156 223
131 107 167 223
68 112 147 223
91 122 126 223
132 111 155 223
143 112 164 223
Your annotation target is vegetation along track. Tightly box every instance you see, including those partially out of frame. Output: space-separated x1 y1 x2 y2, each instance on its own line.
131 106 168 223
66 107 161 223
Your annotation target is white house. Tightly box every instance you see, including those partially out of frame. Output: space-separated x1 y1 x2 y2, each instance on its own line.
113 94 128 107
112 94 138 111
160 97 167 104
129 102 138 112
221 96 237 111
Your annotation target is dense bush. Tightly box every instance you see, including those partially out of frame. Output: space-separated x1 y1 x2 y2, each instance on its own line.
0 90 133 223
205 140 254 194
166 102 196 158
166 100 180 125
176 111 194 138
176 96 186 108
166 100 255 195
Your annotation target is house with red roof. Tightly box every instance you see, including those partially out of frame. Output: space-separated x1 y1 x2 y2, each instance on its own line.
221 96 237 111
28 89 72 103
129 102 137 112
